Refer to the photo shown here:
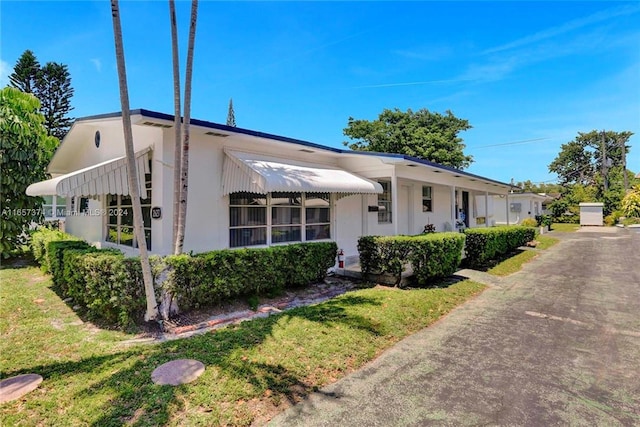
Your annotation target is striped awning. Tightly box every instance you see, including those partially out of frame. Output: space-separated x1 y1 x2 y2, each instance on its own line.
222 150 382 196
26 147 152 198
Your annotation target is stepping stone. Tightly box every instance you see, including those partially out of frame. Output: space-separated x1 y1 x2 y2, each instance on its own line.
151 359 205 386
0 374 43 403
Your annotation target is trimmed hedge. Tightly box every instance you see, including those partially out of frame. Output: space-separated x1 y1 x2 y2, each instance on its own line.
31 228 338 326
463 226 535 267
358 233 465 285
31 228 81 272
164 242 337 310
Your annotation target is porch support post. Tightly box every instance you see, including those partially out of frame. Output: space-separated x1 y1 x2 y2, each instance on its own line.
391 168 399 235
451 185 456 225
485 191 489 227
506 193 510 225
361 194 368 237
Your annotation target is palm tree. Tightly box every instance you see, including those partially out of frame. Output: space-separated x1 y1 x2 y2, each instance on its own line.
169 0 182 246
174 0 198 255
110 0 159 321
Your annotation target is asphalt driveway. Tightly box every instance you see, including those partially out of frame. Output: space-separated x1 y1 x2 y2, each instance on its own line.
269 228 640 426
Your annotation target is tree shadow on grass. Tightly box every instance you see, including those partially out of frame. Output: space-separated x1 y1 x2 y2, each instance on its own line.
3 293 383 426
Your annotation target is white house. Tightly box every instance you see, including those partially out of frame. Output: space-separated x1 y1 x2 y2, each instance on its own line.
492 192 553 225
27 109 512 262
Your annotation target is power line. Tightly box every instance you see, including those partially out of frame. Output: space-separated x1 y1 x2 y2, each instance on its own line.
471 137 550 150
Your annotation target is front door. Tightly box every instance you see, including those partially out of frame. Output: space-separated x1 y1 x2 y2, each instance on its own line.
462 191 469 227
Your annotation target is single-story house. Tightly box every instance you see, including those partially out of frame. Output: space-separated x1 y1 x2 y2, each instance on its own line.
27 109 513 263
492 192 553 225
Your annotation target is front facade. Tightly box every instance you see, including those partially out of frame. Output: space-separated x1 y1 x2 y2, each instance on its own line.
492 192 553 225
27 110 512 261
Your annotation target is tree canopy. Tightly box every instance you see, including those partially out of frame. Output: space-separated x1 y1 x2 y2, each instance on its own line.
548 130 636 218
343 108 473 169
9 50 75 141
0 87 57 257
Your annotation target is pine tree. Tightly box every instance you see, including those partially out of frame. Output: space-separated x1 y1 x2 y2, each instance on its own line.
35 62 75 140
9 50 40 94
226 97 236 127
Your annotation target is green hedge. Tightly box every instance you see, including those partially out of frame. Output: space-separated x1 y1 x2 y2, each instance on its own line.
62 249 148 326
463 226 535 267
31 228 81 272
164 242 337 310
358 233 465 285
31 228 337 326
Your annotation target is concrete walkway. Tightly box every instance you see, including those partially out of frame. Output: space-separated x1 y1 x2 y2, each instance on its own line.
270 228 640 426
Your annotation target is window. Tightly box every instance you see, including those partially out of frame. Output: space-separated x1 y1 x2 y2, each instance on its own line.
42 195 67 218
229 192 331 247
70 197 89 215
378 180 392 223
230 193 267 247
422 186 433 212
105 163 152 250
306 193 330 241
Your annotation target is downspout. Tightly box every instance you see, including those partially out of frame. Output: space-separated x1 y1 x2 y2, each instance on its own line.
451 185 456 226
506 193 510 225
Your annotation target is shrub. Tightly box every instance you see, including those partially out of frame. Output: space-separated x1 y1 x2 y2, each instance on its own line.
46 240 92 289
534 214 553 228
163 242 337 310
62 249 147 326
358 233 465 285
31 228 81 272
463 226 535 267
520 218 537 227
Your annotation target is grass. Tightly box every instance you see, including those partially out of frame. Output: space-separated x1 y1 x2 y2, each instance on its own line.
487 234 560 277
551 222 580 232
1 263 485 426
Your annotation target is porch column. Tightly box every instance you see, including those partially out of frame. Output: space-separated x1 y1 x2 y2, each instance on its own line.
451 185 456 225
485 191 489 227
391 168 399 235
506 193 510 225
361 194 368 237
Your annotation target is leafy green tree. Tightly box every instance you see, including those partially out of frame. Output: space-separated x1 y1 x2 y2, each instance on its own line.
9 50 75 141
0 87 57 257
35 62 75 140
343 108 473 169
621 185 640 217
8 50 40 93
514 180 562 194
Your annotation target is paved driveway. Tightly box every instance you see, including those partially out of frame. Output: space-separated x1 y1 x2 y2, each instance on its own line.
270 229 640 426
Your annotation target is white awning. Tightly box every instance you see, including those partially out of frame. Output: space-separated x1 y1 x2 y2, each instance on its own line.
222 150 382 196
26 147 152 198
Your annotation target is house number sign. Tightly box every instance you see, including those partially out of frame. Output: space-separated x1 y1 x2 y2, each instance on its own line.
151 207 162 220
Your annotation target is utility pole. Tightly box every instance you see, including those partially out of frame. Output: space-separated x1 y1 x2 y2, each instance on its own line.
621 136 628 191
601 130 608 192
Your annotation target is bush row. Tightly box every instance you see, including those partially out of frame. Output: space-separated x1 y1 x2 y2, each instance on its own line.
163 242 337 310
463 226 535 267
30 228 337 326
358 232 465 285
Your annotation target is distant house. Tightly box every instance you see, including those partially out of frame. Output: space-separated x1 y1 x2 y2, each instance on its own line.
27 109 512 263
493 192 553 225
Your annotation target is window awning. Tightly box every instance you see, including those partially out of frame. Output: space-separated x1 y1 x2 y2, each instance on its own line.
222 150 382 196
26 147 152 198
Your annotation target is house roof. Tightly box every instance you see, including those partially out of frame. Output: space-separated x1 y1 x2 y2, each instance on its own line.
52 108 513 189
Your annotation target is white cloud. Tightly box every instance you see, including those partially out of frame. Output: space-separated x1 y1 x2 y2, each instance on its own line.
90 58 102 72
482 4 640 55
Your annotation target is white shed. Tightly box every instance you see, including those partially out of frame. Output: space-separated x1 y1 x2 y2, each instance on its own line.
579 202 604 226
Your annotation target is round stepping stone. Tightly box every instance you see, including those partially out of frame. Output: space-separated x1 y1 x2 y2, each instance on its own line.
0 374 43 403
151 359 205 386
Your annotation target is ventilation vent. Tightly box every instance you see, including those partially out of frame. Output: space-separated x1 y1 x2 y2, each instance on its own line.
299 149 314 153
205 131 229 137
142 121 172 129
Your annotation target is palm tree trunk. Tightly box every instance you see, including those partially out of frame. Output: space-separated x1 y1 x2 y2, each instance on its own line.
174 0 198 255
110 0 159 321
169 0 182 246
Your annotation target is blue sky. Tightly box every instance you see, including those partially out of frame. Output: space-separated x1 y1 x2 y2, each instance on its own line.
2 1 639 184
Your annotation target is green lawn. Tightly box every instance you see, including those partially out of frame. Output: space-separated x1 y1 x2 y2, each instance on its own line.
487 234 560 276
1 264 485 426
551 222 580 232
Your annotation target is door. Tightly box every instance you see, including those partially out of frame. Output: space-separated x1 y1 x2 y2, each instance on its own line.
462 191 469 227
398 185 411 235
